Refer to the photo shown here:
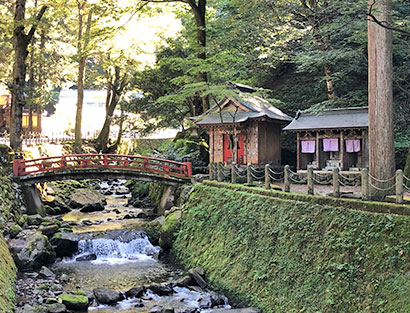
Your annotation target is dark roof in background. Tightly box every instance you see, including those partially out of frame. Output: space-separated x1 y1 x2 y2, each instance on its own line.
194 95 292 126
283 107 368 131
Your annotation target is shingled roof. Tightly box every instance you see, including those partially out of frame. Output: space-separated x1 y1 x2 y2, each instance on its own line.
283 107 368 131
194 95 292 126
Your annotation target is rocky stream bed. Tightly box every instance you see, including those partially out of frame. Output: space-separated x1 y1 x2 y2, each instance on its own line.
7 180 258 313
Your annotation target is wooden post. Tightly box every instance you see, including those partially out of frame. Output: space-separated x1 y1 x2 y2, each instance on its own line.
361 168 369 200
284 165 290 192
296 132 300 170
208 163 213 180
315 132 319 169
247 163 253 185
264 164 270 189
231 162 237 184
217 162 224 182
340 130 345 170
396 169 404 204
307 167 314 195
333 167 340 197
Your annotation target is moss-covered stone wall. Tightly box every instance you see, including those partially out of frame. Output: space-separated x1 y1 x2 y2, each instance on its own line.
0 234 17 313
173 183 410 313
0 165 21 313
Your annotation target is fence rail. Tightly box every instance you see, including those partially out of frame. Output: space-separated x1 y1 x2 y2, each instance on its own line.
208 162 408 204
0 131 99 146
13 154 192 179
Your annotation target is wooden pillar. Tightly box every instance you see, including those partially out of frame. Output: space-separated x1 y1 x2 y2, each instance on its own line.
217 162 224 182
297 132 300 170
307 167 314 195
231 162 237 184
333 167 340 197
315 132 319 169
264 164 270 189
368 0 395 196
361 168 369 200
247 163 253 185
284 165 290 192
340 130 345 170
396 169 404 204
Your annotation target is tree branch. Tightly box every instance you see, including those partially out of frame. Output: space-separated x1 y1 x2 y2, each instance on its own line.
367 0 410 36
27 5 47 42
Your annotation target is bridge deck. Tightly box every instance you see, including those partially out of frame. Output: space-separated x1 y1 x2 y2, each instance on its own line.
13 154 192 185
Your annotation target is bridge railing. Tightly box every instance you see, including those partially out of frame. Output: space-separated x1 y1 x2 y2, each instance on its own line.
13 154 192 179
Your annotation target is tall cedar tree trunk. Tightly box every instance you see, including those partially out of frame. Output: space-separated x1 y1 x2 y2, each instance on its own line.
188 0 209 113
11 0 46 151
405 146 410 185
368 0 395 197
96 66 127 153
74 3 92 153
36 29 46 134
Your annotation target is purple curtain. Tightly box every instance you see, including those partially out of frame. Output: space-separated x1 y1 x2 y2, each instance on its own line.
345 139 361 153
301 140 315 153
323 138 339 152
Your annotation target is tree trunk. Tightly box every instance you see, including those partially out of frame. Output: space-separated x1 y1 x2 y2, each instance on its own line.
188 0 208 113
36 29 46 134
96 91 118 152
368 0 395 198
10 1 47 151
74 6 92 153
404 145 410 186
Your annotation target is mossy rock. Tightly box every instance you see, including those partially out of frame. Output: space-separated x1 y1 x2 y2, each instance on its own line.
59 293 88 311
74 289 87 296
0 234 17 313
159 210 182 251
9 224 22 238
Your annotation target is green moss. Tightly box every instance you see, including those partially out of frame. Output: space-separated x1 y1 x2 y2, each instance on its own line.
159 211 181 251
173 184 410 313
0 235 17 313
58 293 88 311
9 224 22 238
37 283 51 291
74 289 87 296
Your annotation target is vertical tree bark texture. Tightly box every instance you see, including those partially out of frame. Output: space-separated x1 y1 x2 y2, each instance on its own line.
10 0 46 151
74 5 92 152
368 0 395 196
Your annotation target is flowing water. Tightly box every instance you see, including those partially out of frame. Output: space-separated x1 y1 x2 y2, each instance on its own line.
50 180 231 313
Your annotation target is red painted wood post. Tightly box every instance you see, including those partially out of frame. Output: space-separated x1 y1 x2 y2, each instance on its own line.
144 158 149 171
61 156 67 170
13 159 20 176
184 162 192 177
103 155 108 166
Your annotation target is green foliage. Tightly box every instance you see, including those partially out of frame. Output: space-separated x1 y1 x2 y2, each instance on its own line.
173 184 410 313
151 136 208 167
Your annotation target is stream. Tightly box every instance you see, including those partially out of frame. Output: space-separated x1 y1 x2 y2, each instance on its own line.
15 180 232 313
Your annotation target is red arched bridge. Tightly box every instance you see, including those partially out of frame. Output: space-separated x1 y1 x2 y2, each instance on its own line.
13 154 192 185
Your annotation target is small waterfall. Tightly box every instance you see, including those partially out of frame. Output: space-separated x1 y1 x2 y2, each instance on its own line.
75 234 160 264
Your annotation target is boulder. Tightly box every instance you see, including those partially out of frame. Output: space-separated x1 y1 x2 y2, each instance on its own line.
39 223 60 237
176 275 195 288
58 293 88 311
8 229 56 270
125 286 145 298
69 188 106 211
47 303 67 313
189 267 207 289
147 283 173 296
25 214 44 226
93 287 124 305
9 224 22 238
50 232 78 257
39 266 55 278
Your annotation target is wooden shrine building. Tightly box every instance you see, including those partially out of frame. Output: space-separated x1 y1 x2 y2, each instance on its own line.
193 92 291 165
283 107 369 171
